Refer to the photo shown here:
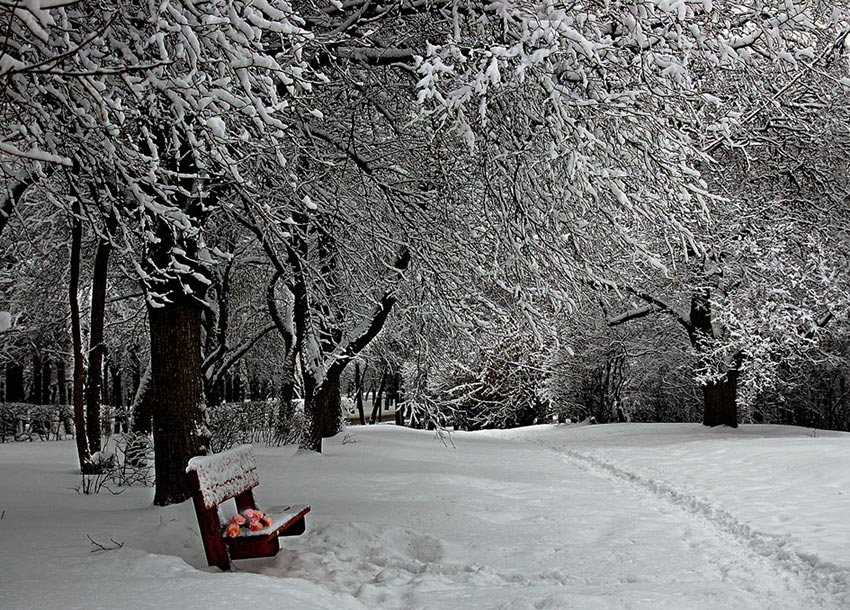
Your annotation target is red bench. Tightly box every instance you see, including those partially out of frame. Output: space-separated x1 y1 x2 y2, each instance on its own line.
186 445 310 571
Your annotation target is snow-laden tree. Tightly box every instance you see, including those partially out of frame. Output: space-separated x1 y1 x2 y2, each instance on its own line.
599 46 850 426
4 0 318 501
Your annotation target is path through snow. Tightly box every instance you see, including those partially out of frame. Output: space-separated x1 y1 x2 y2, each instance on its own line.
247 428 842 609
538 443 848 610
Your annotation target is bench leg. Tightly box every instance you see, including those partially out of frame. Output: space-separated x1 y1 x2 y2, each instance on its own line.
279 516 306 537
196 510 231 571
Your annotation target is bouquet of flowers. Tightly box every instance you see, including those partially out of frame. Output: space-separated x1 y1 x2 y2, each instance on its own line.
224 508 273 537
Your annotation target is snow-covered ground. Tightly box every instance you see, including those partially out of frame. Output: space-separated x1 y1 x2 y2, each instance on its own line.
1 423 848 609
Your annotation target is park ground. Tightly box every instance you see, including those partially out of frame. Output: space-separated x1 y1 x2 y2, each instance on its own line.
1 423 849 610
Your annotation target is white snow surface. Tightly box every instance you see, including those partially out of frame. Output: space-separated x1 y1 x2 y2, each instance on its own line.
1 423 849 609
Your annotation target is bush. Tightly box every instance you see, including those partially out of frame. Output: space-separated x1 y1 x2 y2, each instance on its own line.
0 403 73 442
207 399 305 452
434 336 552 430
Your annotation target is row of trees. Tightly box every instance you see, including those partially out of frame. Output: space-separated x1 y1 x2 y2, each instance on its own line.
2 0 849 504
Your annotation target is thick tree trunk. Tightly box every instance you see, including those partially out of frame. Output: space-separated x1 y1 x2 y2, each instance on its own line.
702 369 739 428
319 371 343 438
149 299 206 506
301 394 323 453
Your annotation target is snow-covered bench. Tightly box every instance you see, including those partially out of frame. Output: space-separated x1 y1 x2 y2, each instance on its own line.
186 445 310 571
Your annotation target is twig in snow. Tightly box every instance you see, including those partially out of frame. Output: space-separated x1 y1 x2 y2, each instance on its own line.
87 534 125 552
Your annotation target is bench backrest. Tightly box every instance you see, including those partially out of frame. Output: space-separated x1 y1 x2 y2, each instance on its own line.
186 445 259 510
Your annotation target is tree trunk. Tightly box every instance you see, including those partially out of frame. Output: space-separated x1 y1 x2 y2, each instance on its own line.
129 351 152 435
275 347 297 441
69 197 90 472
84 232 112 455
319 371 342 438
131 386 152 435
41 359 51 406
702 368 739 428
111 364 123 408
233 374 242 402
31 350 43 404
355 362 366 426
149 299 206 505
301 394 322 452
370 372 386 425
128 361 152 468
5 362 25 402
56 360 67 405
130 344 141 398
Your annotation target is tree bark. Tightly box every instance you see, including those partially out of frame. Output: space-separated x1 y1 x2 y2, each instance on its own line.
276 347 298 441
370 371 386 425
69 197 90 472
702 368 739 428
319 370 342 438
31 351 43 404
5 362 25 402
111 364 123 408
355 362 366 426
41 359 51 406
149 299 206 506
56 360 67 405
85 229 112 454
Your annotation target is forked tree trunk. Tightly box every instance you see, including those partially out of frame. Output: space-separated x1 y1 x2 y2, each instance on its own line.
149 299 206 506
702 368 739 428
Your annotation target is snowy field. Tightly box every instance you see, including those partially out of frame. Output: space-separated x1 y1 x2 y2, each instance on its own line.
1 423 849 610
